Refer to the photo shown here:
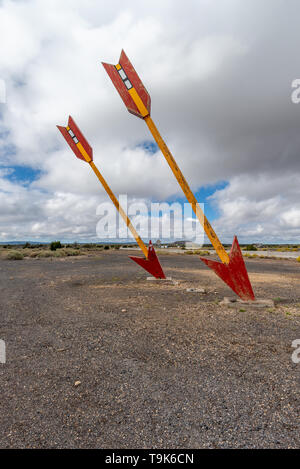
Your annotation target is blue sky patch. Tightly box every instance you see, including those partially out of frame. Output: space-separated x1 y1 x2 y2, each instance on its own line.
167 180 229 221
1 165 42 186
136 141 158 154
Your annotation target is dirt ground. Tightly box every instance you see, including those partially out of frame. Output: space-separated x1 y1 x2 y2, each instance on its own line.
0 250 299 449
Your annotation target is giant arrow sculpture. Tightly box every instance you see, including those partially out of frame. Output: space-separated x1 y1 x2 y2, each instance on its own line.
102 50 255 300
57 115 166 279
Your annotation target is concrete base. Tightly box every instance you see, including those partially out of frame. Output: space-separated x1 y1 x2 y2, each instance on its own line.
146 277 174 283
186 288 207 293
220 297 275 308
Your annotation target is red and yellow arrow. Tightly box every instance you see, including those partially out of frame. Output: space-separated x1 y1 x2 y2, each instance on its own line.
102 50 255 301
57 115 166 279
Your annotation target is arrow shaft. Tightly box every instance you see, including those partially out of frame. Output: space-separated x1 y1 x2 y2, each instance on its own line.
123 79 229 264
144 116 230 264
89 160 149 258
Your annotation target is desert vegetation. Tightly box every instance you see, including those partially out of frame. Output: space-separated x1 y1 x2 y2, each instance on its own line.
0 242 138 260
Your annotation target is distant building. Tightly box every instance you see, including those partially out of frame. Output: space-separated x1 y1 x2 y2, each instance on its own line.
168 240 201 249
184 241 202 249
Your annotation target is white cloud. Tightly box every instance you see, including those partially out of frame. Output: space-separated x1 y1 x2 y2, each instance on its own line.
210 173 300 243
0 0 300 242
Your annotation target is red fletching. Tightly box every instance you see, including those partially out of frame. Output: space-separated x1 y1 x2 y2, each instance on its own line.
57 115 93 162
102 49 151 119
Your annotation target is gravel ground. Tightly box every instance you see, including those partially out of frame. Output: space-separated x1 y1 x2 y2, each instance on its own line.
0 250 299 448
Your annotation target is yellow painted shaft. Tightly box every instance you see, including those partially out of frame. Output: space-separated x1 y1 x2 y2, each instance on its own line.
88 160 148 258
144 116 230 264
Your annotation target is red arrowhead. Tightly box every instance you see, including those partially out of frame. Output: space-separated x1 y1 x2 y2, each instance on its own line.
129 241 166 279
200 236 255 301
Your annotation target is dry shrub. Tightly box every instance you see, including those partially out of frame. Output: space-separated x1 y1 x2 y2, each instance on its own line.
6 250 24 260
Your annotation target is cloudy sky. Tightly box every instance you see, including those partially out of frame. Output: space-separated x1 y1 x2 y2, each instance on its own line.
1 0 300 244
